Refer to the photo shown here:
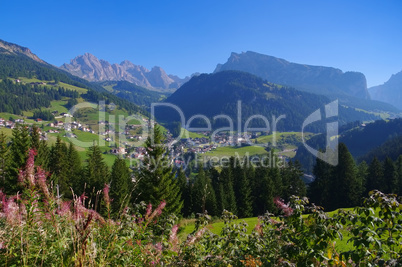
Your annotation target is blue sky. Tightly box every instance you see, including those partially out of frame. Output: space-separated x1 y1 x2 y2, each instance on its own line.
1 0 401 87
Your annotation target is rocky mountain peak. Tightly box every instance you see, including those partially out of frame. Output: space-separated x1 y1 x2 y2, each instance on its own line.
0 39 45 64
60 54 187 89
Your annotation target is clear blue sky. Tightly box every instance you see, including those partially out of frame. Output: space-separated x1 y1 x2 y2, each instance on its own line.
1 0 402 87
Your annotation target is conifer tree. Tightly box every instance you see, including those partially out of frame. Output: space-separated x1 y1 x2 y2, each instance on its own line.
83 143 110 201
366 157 385 194
233 158 252 218
48 136 70 198
110 157 131 214
210 167 225 215
310 153 334 208
0 131 10 189
219 163 237 214
383 157 398 194
66 142 82 197
30 125 41 151
178 167 193 217
397 155 402 196
193 167 217 216
357 161 368 196
136 125 183 215
281 161 306 201
330 143 359 209
6 124 30 194
36 139 49 169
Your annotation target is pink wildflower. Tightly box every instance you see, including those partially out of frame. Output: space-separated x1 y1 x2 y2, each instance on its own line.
103 183 111 207
274 197 293 217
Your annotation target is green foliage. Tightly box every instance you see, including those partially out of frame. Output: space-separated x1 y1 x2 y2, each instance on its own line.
110 157 131 215
136 125 183 215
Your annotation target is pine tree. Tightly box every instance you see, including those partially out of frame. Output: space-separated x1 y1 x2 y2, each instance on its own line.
110 157 131 214
178 167 193 217
310 153 334 208
366 157 385 194
83 143 110 205
36 139 49 169
397 155 402 196
331 143 359 209
233 158 252 218
220 163 237 214
383 157 398 194
210 167 225 215
357 161 368 197
48 136 70 198
66 142 82 197
281 161 306 201
193 167 217 216
136 125 183 215
30 125 41 151
0 131 10 189
6 124 30 194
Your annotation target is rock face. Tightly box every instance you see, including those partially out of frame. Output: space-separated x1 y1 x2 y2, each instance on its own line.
60 53 189 90
369 71 402 110
0 39 45 64
214 51 370 99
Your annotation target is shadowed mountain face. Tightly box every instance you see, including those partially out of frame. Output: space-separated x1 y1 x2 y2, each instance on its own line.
157 71 378 132
214 51 370 100
369 71 402 110
60 53 190 90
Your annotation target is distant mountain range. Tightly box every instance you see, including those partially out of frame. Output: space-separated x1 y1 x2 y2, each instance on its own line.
215 51 370 99
369 70 402 110
60 53 190 90
157 71 379 132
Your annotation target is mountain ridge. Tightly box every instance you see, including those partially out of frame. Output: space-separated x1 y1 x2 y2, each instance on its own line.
60 53 190 90
214 51 371 100
369 70 402 110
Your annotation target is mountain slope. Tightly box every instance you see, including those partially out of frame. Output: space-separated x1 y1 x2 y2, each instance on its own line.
157 71 379 132
294 118 402 172
60 53 190 90
0 39 147 116
215 51 370 99
369 70 402 110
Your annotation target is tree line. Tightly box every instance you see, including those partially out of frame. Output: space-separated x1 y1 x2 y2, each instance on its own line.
309 143 402 211
0 125 400 219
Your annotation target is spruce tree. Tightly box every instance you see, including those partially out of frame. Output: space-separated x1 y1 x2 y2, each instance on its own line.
193 167 217 216
48 136 69 198
0 131 10 189
136 125 183 215
30 125 41 151
66 142 82 197
220 163 237 214
36 139 49 169
366 157 385 194
281 161 306 201
310 153 334 208
397 155 402 196
233 158 252 218
330 143 359 210
6 124 30 194
383 157 398 194
83 143 110 203
357 161 368 197
210 167 225 215
178 167 193 217
110 157 131 214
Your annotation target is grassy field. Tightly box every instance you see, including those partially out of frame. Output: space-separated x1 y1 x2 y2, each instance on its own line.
203 145 269 157
180 128 209 139
18 77 88 94
179 208 355 252
254 131 314 144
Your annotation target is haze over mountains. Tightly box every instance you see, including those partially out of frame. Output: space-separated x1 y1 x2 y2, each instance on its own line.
60 53 190 90
369 70 402 110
